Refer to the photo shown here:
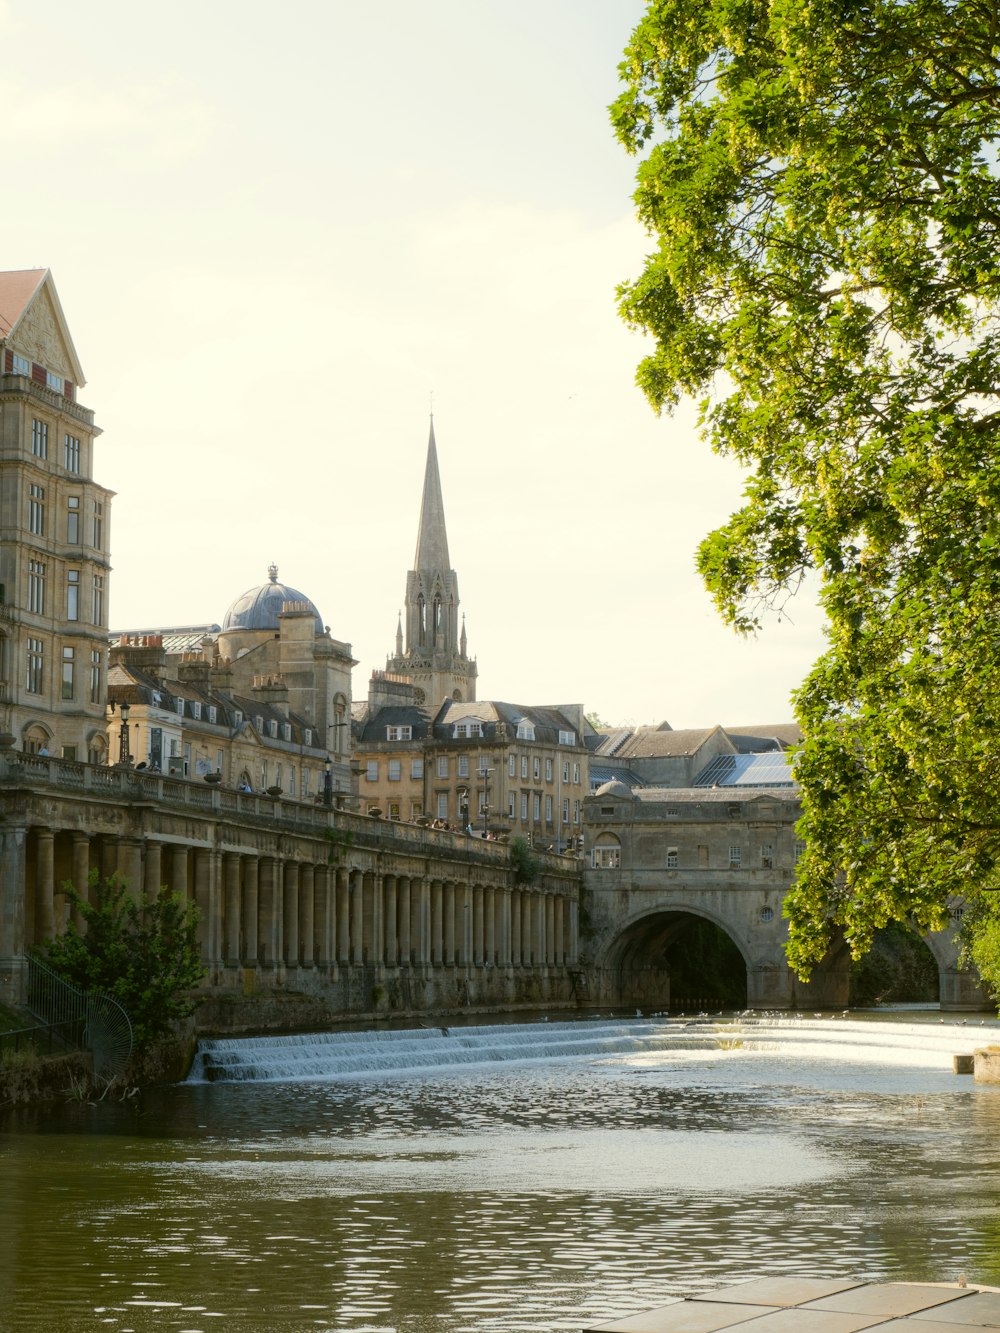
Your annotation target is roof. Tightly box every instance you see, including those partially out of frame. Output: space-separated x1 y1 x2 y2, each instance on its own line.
414 417 451 572
694 751 797 788
726 723 804 751
613 727 724 759
631 785 800 805
222 564 323 635
0 268 87 386
112 625 221 654
589 764 647 789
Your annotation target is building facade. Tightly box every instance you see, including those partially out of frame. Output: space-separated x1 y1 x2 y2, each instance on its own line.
0 270 113 762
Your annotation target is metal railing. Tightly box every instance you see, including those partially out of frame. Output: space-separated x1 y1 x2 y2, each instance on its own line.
4 953 135 1081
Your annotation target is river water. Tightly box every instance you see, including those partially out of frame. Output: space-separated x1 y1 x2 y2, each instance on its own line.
3 1011 1000 1333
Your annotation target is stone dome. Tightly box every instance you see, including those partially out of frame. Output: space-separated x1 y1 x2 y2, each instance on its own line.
222 564 324 634
594 779 633 800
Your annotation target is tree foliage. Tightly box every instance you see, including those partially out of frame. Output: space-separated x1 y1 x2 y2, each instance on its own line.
38 873 204 1050
613 0 1000 983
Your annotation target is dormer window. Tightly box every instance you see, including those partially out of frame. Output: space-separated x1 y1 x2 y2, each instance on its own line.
207 705 217 724
304 728 312 746
269 720 278 738
175 699 184 717
255 715 264 732
558 729 575 746
516 719 535 741
235 710 243 726
192 702 202 720
283 723 292 742
453 721 482 738
387 724 412 741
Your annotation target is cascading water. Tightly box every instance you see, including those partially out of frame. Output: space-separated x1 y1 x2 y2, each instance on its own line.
187 1012 995 1084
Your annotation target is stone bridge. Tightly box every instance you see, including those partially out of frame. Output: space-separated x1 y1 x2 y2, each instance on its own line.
579 782 985 1012
0 751 583 1030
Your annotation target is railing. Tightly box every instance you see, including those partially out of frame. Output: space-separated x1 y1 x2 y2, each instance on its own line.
0 749 577 875
11 953 134 1081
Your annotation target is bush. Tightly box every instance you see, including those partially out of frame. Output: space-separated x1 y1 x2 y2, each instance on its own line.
37 872 204 1052
510 837 539 885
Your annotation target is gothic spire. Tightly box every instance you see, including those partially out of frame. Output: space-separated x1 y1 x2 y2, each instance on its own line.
413 416 450 572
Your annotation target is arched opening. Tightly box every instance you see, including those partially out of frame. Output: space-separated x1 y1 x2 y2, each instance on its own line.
849 922 941 1006
604 910 748 1011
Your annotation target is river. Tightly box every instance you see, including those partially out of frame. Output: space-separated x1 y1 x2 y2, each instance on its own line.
2 1011 1000 1333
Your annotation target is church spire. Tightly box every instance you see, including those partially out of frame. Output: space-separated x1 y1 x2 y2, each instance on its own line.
414 416 450 571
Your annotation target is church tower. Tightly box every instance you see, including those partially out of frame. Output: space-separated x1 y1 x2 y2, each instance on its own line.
385 419 477 705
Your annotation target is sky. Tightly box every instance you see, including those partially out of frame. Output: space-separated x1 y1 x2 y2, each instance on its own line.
2 0 828 728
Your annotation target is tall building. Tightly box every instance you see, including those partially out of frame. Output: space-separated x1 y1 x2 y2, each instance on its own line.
0 270 112 761
384 419 477 706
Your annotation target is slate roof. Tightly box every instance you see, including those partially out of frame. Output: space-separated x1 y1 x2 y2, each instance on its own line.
612 726 725 759
589 763 647 790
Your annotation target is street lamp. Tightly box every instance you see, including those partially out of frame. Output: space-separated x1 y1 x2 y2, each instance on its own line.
457 785 469 830
119 701 132 767
323 758 333 808
478 765 494 835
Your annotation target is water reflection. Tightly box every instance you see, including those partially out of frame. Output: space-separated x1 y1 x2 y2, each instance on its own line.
3 1016 1000 1333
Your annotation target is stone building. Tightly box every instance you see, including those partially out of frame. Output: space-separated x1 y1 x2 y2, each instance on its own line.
0 269 113 762
110 565 356 795
383 418 477 706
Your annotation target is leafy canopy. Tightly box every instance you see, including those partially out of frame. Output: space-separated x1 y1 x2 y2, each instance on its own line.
38 873 204 1050
613 0 1000 979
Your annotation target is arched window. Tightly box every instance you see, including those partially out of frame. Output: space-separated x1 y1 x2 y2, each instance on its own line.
593 833 621 869
418 594 426 645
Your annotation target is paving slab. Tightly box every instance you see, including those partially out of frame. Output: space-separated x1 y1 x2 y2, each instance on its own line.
720 1308 891 1332
876 1322 1000 1333
908 1293 1000 1326
803 1287 977 1319
585 1302 781 1333
692 1279 866 1309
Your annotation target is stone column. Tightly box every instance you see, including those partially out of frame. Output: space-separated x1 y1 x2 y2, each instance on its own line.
258 856 278 967
397 877 411 964
284 861 300 966
485 887 496 966
144 841 163 906
415 878 430 965
555 893 565 966
511 890 522 967
472 885 484 966
171 846 189 902
194 848 218 968
384 874 398 966
500 887 512 967
119 840 143 901
431 879 443 965
336 867 350 964
70 833 91 930
299 863 315 967
523 891 534 967
444 881 456 965
243 856 259 964
350 869 365 964
546 893 556 966
314 865 332 967
223 852 242 966
568 894 579 966
36 829 55 942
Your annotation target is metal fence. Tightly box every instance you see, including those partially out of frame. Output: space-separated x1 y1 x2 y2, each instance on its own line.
0 954 135 1082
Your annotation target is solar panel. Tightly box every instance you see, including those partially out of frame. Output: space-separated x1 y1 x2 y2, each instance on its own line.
694 752 795 787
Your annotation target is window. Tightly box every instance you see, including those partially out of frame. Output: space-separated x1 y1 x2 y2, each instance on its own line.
458 754 469 778
794 841 806 863
61 646 75 699
453 721 482 738
545 758 553 782
516 719 535 740
562 798 570 823
437 792 448 819
410 800 423 820
388 801 400 820
388 759 401 782
594 844 621 869
533 757 541 781
176 698 185 717
520 793 528 819
89 649 102 703
255 715 263 732
563 761 569 783
64 434 80 473
304 728 312 746
67 496 79 543
11 353 29 375
288 768 295 797
761 843 774 870
437 756 448 778
411 757 423 779
31 419 48 459
573 799 580 824
92 500 103 550
729 846 742 870
208 706 217 724
67 569 79 620
269 719 278 738
387 724 412 740
666 847 678 869
508 792 516 817
29 484 45 535
26 638 43 693
62 744 77 761
303 769 310 798
558 728 575 746
521 755 528 779
573 763 580 784
533 794 541 821
366 760 379 782
46 370 62 393
27 560 45 615
283 723 292 742
235 710 244 726
728 803 742 818
508 754 516 777
192 701 202 720
92 575 104 626
545 795 553 822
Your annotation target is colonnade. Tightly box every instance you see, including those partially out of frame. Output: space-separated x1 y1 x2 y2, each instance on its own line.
22 828 580 979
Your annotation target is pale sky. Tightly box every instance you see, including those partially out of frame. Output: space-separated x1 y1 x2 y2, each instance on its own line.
3 0 827 727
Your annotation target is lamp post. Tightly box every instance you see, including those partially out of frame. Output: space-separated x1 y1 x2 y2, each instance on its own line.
478 765 493 835
323 758 333 808
457 785 469 831
118 701 132 767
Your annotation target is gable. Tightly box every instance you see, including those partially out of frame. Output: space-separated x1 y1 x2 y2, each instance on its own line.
1 270 86 386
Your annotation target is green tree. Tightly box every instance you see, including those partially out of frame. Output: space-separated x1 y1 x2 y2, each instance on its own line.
38 873 204 1050
613 0 1000 985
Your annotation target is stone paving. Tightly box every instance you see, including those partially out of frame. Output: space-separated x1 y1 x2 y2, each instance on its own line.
586 1279 1000 1333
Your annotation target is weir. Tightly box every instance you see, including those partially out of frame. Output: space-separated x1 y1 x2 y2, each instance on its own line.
187 1012 990 1085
